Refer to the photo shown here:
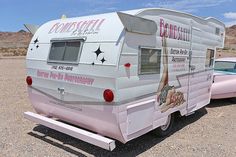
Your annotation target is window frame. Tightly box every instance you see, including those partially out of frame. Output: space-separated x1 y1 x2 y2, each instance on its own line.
138 47 162 75
215 27 220 35
214 61 236 72
205 48 215 68
47 38 84 65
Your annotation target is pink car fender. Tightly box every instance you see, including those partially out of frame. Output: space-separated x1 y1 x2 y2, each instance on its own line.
211 72 236 99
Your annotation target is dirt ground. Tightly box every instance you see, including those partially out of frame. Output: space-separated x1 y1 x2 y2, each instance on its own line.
0 58 235 157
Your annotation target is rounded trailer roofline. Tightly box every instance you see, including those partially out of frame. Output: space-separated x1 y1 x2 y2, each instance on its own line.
36 8 225 29
124 8 225 27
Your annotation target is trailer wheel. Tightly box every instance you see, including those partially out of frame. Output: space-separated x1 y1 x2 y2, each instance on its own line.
154 114 175 137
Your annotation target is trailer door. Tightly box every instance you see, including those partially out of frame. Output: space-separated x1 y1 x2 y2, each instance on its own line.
186 26 214 113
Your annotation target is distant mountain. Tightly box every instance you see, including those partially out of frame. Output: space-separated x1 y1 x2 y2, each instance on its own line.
18 29 27 33
226 25 236 37
225 25 236 49
0 31 32 48
0 31 32 56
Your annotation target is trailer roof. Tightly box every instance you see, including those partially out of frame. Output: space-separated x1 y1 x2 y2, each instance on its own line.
123 8 225 27
30 8 225 44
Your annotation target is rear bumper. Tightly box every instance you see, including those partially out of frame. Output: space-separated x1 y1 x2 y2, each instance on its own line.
24 111 116 151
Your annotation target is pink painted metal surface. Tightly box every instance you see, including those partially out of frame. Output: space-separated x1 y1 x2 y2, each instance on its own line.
28 87 127 143
211 58 236 99
211 72 236 99
28 87 168 144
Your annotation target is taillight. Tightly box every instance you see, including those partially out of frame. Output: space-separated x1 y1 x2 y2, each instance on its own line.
26 76 32 86
103 89 114 102
124 63 131 68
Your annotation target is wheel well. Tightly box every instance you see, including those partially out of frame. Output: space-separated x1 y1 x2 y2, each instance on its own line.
173 111 181 118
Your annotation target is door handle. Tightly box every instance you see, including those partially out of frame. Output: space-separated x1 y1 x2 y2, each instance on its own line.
190 65 196 71
58 88 65 95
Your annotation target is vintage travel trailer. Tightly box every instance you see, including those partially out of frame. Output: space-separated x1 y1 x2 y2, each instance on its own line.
24 8 225 151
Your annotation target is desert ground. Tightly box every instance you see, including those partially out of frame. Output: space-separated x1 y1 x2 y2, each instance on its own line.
0 57 235 157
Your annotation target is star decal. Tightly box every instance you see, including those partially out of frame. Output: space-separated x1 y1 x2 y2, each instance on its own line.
36 45 39 49
30 48 33 51
93 46 104 58
91 62 95 65
100 57 106 64
34 38 39 44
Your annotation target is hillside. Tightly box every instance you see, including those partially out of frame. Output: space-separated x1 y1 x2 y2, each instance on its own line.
225 25 236 48
0 31 32 57
226 25 236 38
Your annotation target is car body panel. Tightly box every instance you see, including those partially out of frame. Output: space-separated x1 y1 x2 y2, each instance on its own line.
211 58 236 99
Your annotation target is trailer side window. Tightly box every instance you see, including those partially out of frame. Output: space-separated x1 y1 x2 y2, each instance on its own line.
48 40 82 63
205 49 214 68
139 48 161 75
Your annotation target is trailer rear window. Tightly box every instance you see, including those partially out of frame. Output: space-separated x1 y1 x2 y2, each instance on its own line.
48 40 82 63
139 48 161 75
205 49 214 68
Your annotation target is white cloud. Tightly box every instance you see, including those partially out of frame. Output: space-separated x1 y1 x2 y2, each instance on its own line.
144 0 231 13
145 2 156 7
224 12 236 19
224 12 236 26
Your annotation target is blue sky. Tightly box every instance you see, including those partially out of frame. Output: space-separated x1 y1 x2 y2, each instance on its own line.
1 0 236 32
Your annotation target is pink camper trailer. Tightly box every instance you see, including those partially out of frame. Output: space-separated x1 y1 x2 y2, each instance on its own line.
24 8 225 151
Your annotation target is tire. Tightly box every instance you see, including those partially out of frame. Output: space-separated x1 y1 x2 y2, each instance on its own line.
154 113 175 137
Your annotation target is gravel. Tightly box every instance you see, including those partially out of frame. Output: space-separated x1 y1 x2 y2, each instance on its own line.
0 57 235 157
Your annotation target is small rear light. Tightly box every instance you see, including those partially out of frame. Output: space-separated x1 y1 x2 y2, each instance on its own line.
124 63 131 68
26 76 32 86
103 89 114 102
